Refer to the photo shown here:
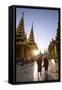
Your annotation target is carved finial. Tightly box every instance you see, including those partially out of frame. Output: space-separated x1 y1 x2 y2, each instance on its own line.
22 12 24 18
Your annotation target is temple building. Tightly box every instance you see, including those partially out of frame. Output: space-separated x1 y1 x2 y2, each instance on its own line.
48 14 60 62
48 39 58 61
16 13 38 61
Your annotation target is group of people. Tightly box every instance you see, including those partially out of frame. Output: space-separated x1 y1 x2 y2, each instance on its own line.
36 53 49 80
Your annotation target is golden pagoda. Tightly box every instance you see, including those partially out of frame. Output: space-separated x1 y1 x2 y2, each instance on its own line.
16 13 38 61
27 23 38 58
48 14 60 61
16 12 27 59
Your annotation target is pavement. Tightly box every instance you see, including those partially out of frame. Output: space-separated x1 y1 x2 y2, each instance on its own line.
16 60 59 82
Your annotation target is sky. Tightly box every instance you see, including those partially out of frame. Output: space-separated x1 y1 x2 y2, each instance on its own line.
16 7 58 53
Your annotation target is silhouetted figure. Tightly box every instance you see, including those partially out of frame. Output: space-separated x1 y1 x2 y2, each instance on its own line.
36 54 42 80
43 57 49 75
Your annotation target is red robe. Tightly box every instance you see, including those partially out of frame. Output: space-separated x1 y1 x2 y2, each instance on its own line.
37 56 42 72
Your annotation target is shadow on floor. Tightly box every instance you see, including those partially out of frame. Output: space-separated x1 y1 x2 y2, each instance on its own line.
44 72 54 80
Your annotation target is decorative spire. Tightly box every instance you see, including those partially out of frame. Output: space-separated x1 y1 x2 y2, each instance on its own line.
31 23 33 32
22 12 24 19
17 12 25 34
28 23 35 44
28 23 38 49
16 12 27 42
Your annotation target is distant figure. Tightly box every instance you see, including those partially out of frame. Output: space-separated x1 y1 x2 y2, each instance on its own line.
36 54 42 80
43 56 49 75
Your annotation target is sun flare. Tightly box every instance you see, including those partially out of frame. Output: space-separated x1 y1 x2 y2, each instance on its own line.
33 50 39 56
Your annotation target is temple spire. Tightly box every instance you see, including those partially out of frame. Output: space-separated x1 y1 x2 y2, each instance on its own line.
22 12 24 19
18 12 24 32
16 12 27 42
28 23 35 44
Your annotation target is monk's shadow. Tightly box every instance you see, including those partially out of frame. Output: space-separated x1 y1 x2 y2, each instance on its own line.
44 72 48 80
44 72 54 80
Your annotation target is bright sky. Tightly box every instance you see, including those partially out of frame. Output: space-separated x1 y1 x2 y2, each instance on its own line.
16 7 58 53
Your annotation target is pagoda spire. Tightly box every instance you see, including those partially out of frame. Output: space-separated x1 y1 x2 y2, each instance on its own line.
22 12 24 19
17 12 25 34
28 23 38 49
16 12 27 43
28 23 35 43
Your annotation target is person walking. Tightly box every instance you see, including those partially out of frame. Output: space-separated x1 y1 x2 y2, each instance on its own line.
36 53 42 80
43 56 49 75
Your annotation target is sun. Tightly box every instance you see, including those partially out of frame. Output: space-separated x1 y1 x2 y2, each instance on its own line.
33 50 39 56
